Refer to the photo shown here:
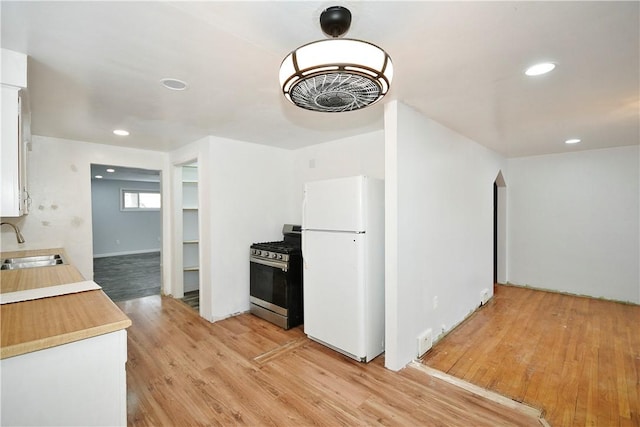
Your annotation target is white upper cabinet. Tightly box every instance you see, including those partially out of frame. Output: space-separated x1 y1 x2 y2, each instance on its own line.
1 49 30 217
1 49 27 88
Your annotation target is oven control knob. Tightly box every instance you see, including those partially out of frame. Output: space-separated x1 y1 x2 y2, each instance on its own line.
256 250 261 255
271 253 277 259
278 254 283 260
263 251 269 258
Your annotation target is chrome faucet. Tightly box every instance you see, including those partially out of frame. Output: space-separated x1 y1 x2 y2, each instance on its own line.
1 222 25 244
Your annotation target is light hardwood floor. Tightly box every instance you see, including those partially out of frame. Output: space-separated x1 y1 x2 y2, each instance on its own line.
421 284 640 427
118 295 545 426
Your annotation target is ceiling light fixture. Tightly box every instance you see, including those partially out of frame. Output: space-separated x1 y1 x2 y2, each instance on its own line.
525 62 556 76
113 129 129 136
565 138 581 144
95 175 103 179
161 78 188 91
279 6 393 112
106 168 115 173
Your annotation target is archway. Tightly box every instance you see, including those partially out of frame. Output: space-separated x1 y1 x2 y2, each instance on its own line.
494 171 507 286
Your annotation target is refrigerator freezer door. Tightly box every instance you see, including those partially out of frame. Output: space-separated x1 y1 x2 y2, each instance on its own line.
303 176 365 232
303 230 366 359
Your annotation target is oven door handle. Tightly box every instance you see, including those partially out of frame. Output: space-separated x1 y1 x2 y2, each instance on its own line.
250 256 288 272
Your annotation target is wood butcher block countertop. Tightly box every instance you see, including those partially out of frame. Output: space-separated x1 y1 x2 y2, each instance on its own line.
0 248 131 359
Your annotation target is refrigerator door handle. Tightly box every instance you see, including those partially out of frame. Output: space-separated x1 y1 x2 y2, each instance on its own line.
302 232 308 269
302 194 307 229
302 196 308 269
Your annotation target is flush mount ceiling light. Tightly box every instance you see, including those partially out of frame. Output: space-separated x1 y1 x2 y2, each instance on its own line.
565 138 581 144
95 175 103 179
113 129 129 136
161 78 188 91
525 62 556 76
279 6 393 112
106 168 115 173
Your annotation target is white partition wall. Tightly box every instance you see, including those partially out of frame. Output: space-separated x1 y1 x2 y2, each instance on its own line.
170 136 295 322
384 101 507 371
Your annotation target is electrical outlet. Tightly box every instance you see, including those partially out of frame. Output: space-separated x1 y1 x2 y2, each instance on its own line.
433 296 438 309
417 329 433 357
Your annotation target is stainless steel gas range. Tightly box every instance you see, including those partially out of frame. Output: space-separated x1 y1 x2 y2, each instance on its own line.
249 224 303 329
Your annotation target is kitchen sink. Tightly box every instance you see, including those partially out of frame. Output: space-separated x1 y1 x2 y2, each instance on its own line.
1 254 66 270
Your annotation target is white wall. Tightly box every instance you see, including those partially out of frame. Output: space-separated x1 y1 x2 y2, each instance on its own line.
385 101 506 370
91 179 161 257
0 135 169 281
507 146 640 303
292 130 385 219
169 136 295 322
207 136 295 320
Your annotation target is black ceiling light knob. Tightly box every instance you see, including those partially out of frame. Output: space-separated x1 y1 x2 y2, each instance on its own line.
320 6 352 38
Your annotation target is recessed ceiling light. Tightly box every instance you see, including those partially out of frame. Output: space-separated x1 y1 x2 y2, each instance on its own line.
113 129 129 136
161 78 188 91
106 168 115 173
95 175 103 179
525 62 556 76
565 138 581 144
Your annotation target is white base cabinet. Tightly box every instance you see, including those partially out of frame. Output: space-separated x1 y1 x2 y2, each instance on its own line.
1 330 128 426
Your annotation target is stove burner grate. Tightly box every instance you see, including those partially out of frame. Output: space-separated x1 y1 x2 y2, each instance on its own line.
251 240 300 254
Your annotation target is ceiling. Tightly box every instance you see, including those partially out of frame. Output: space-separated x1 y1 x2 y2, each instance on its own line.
90 164 160 182
2 1 638 158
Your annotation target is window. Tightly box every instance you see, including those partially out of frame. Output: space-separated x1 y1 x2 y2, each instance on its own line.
121 189 161 211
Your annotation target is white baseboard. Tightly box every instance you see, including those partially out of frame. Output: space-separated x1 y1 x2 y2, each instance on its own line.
93 248 161 258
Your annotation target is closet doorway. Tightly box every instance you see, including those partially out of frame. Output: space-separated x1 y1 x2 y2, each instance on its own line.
179 162 200 311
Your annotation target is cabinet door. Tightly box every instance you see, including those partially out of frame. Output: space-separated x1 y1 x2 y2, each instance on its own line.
18 88 29 215
1 85 21 217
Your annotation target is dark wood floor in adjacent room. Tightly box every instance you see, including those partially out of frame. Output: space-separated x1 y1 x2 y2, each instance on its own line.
421 284 640 427
118 295 545 426
93 252 160 301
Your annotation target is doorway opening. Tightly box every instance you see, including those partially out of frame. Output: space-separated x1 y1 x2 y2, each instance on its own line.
493 171 507 289
180 162 200 311
90 164 162 301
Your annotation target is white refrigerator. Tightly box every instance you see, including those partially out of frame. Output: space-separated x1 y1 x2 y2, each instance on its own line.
301 175 385 362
